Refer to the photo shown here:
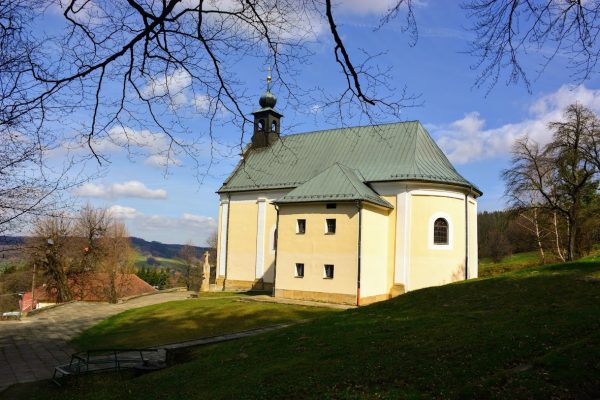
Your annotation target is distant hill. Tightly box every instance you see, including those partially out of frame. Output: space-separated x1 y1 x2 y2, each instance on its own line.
129 237 209 259
0 236 211 260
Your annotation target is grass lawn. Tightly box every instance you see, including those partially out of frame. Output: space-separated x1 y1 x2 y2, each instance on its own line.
72 296 337 350
4 260 600 399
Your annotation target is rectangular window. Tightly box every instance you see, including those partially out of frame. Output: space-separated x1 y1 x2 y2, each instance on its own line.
296 219 306 234
326 219 336 234
295 263 304 278
326 203 337 209
324 264 334 279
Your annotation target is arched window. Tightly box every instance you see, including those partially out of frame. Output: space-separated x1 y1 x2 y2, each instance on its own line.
433 218 449 245
258 119 265 131
271 120 277 132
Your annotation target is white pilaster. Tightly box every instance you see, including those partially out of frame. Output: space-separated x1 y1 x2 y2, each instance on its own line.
255 198 267 279
218 200 229 277
394 188 411 289
470 198 478 279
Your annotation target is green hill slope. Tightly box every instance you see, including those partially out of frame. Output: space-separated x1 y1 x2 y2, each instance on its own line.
6 261 600 399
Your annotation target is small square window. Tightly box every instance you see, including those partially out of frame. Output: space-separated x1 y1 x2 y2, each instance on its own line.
326 203 337 209
295 263 304 278
326 219 336 234
297 219 306 234
324 264 334 279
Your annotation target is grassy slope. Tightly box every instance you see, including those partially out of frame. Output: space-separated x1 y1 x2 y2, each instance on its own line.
479 245 600 278
133 252 187 271
5 260 600 400
479 251 541 277
73 297 337 350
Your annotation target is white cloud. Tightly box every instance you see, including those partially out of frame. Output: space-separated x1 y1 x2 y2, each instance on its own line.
142 69 192 107
74 181 168 200
335 0 427 15
194 94 211 113
109 205 217 245
108 205 140 220
46 0 105 23
432 85 600 164
60 126 182 167
144 154 182 168
335 0 398 15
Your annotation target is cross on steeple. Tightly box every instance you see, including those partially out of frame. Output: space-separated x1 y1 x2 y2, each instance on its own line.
267 65 272 92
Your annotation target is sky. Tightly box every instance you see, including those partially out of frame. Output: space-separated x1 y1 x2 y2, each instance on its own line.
33 0 600 245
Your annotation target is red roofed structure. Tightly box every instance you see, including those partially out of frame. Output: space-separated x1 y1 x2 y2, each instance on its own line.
20 273 156 312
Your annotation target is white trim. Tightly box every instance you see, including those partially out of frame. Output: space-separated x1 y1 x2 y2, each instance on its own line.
255 198 267 279
370 182 410 196
218 201 229 277
229 189 289 202
428 212 453 250
411 189 465 200
370 181 473 197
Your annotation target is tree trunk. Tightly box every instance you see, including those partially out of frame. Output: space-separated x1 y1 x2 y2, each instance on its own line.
533 208 545 264
553 211 565 262
567 216 577 261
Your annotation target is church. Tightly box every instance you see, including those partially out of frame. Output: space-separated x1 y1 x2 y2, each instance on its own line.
216 83 481 306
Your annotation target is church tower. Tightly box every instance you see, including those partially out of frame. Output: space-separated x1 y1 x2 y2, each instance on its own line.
251 68 282 148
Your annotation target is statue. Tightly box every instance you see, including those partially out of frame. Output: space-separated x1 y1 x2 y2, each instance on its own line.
200 251 211 292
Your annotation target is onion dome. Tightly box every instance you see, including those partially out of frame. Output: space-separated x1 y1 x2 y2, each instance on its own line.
259 90 277 108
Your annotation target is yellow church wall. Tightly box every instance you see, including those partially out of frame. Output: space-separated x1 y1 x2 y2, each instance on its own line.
409 194 466 291
226 200 258 283
359 204 391 300
275 203 359 300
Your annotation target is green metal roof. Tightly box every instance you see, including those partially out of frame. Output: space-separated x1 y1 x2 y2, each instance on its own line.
275 163 393 208
219 121 481 195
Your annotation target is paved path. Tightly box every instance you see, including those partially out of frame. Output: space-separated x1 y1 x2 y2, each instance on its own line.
0 291 191 392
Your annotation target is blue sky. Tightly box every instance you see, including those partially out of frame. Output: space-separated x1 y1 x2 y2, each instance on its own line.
38 0 600 245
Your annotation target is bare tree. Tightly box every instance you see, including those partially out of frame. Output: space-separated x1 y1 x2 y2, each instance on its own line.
74 205 110 272
98 221 134 303
515 206 547 264
503 104 600 261
0 0 416 183
179 242 198 291
0 1 82 235
28 214 74 302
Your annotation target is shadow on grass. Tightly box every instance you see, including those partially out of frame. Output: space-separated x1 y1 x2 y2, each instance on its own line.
5 260 600 400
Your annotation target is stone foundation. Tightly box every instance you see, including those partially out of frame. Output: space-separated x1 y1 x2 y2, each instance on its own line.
223 279 273 291
275 288 356 305
359 293 391 306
